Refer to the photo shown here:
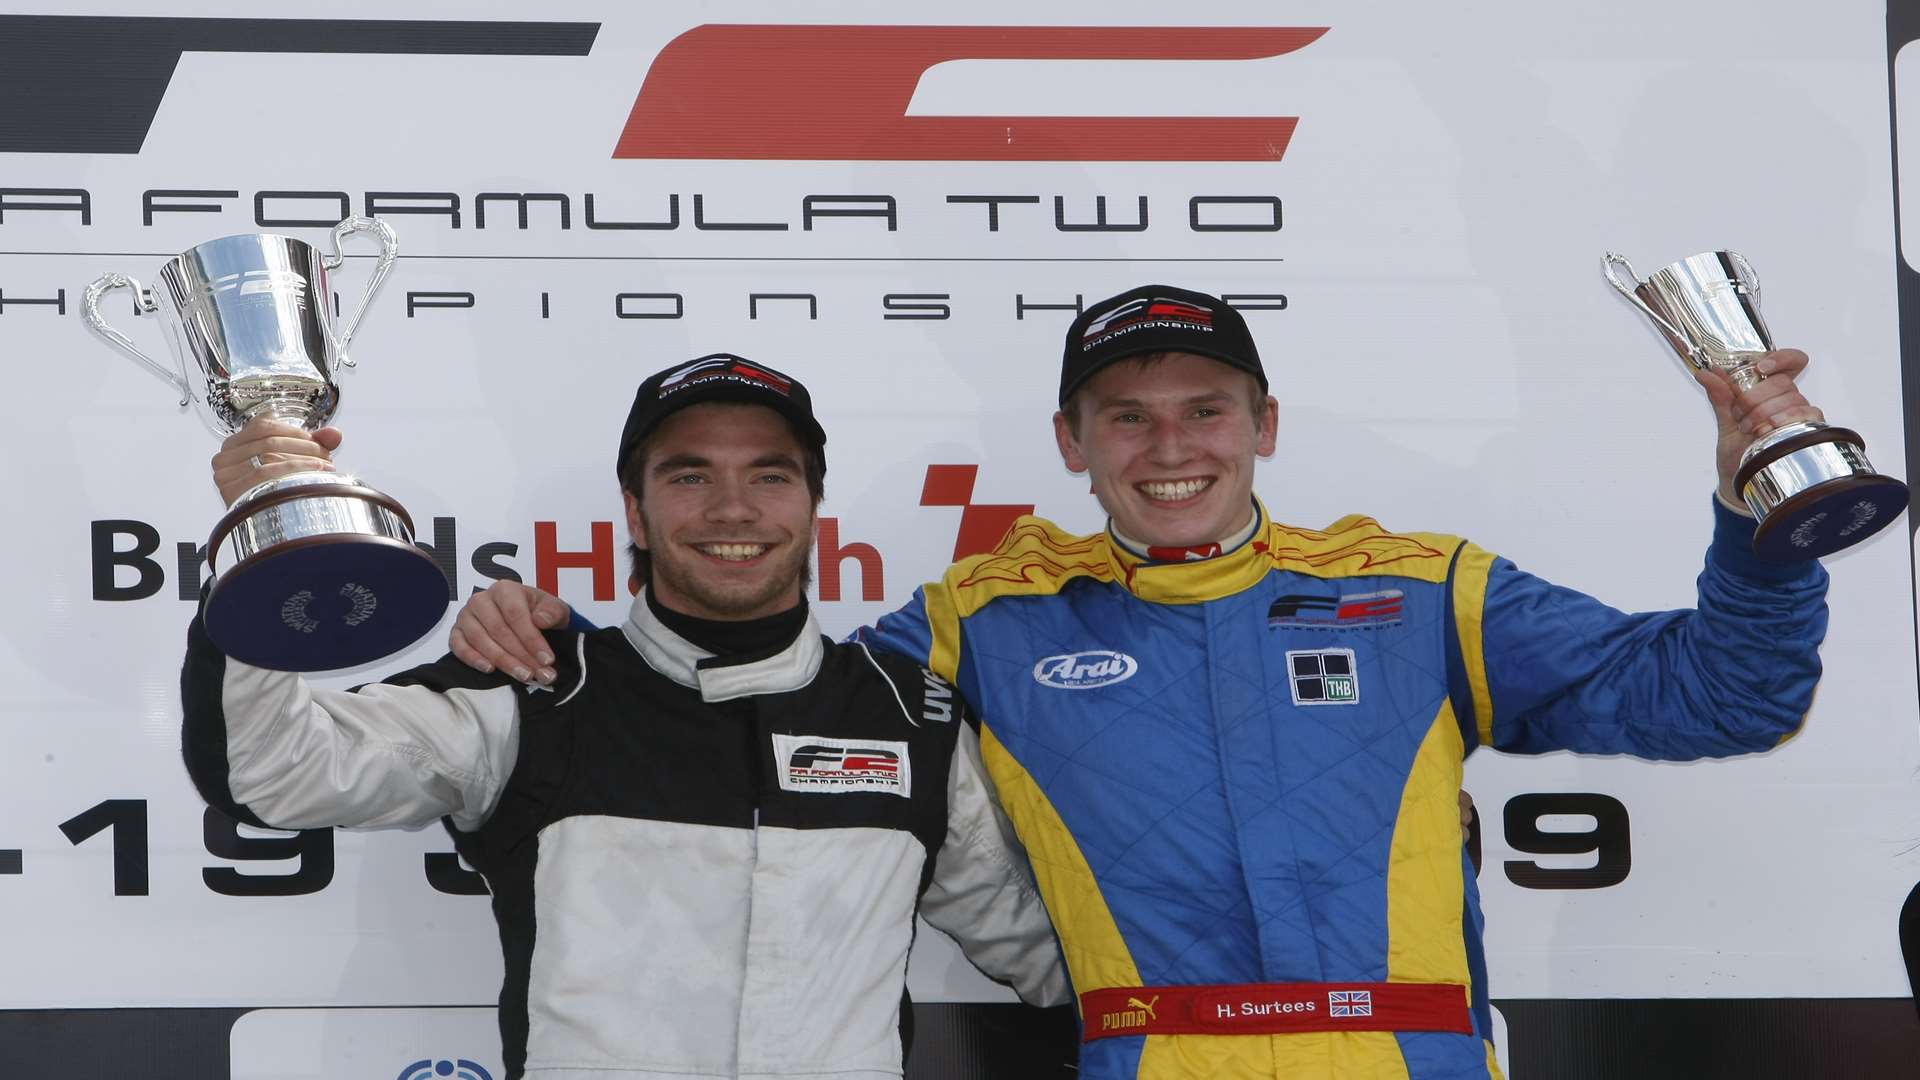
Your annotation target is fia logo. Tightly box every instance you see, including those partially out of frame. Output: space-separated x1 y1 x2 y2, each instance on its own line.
397 1061 494 1080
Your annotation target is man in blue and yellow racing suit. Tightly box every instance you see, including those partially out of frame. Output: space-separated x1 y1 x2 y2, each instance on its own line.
447 284 1830 1079
851 285 1827 1079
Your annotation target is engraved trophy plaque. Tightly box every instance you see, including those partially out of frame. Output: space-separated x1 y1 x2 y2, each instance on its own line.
1604 250 1908 560
85 218 446 670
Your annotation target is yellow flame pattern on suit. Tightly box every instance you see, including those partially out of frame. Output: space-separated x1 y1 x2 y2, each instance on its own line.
931 506 1456 631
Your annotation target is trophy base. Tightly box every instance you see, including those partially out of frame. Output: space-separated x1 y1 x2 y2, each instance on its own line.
206 472 447 671
1735 422 1909 561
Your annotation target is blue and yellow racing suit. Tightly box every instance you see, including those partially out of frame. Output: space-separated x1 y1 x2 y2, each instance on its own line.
857 497 1827 1079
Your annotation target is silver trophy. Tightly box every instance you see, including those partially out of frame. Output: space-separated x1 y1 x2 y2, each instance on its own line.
1603 250 1908 560
85 218 446 670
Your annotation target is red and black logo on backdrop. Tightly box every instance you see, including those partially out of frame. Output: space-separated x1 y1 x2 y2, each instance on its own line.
0 17 1323 161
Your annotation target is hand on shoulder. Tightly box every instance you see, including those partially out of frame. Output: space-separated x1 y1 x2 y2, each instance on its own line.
450 579 571 685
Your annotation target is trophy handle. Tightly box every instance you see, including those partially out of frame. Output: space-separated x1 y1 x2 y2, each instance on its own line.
1727 250 1760 302
83 272 192 407
1721 251 1767 391
322 216 399 369
1601 251 1698 363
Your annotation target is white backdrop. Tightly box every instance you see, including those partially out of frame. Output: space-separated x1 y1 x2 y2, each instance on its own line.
1 0 1916 1069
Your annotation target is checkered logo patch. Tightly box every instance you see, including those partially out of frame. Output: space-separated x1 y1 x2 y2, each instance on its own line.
1287 649 1358 705
1328 990 1373 1017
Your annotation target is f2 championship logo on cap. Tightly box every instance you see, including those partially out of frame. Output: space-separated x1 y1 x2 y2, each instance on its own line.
1081 296 1217 351
657 355 795 400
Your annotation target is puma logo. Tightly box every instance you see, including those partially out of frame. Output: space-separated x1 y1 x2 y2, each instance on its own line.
1102 994 1160 1031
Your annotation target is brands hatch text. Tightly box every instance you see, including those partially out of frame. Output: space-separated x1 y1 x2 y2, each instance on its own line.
91 513 890 606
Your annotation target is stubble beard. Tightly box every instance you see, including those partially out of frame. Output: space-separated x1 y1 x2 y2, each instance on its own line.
641 512 811 620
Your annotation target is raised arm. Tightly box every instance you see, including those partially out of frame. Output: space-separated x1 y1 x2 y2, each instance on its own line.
1454 349 1831 759
184 419 529 832
182 602 528 832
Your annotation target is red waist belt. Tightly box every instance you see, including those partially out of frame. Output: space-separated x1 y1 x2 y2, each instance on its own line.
1081 981 1472 1042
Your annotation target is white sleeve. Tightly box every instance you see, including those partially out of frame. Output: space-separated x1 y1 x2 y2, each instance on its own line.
918 722 1072 1007
216 659 523 832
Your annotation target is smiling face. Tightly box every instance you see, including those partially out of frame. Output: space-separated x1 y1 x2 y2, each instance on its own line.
624 402 817 620
1054 352 1278 549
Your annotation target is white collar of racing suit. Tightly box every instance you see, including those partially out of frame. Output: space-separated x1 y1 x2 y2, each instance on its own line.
1109 500 1263 563
620 587 824 703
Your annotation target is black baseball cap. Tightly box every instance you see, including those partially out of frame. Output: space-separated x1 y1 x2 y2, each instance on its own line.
1059 285 1267 405
616 353 827 480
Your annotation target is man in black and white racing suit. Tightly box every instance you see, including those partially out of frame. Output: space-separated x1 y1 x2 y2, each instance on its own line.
179 354 1069 1080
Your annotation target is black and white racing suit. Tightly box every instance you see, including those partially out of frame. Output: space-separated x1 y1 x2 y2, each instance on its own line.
181 590 1068 1080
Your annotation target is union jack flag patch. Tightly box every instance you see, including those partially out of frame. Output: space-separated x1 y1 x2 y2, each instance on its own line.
1327 990 1373 1017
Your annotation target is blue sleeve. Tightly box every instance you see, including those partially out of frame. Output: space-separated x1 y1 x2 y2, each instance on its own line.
850 587 992 722
849 588 938 667
566 606 599 633
1482 498 1829 759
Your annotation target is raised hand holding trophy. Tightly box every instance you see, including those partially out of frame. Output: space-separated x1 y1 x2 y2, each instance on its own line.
84 217 446 670
1604 250 1908 560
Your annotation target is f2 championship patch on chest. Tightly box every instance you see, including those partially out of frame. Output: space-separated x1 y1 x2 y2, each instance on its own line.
771 733 913 797
1267 589 1404 630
